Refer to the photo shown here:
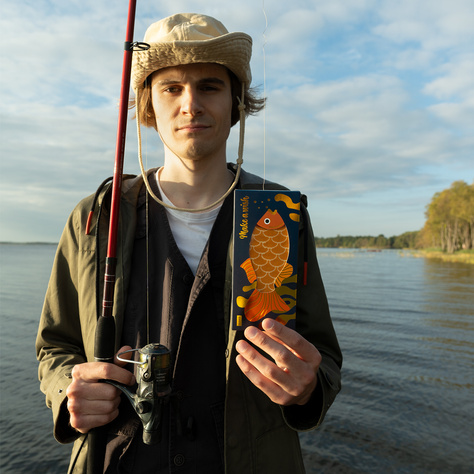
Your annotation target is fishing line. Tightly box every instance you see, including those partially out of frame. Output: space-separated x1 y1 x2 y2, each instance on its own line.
146 172 150 345
262 0 268 189
143 78 151 346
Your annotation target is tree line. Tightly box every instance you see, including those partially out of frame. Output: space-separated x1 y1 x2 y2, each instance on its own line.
315 180 473 253
315 232 419 250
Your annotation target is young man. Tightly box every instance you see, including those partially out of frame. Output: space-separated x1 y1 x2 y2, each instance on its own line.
36 13 342 473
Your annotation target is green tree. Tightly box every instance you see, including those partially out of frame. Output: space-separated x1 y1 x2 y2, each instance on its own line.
421 180 474 253
392 231 419 249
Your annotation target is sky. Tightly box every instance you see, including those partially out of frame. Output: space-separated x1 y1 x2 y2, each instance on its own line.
1 0 473 242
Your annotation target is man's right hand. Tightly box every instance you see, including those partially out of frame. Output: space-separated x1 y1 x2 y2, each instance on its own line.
66 346 135 433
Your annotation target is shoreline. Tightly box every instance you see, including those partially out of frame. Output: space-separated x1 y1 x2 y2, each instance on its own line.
400 249 474 264
316 246 474 265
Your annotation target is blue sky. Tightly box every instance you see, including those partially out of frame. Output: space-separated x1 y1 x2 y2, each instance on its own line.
1 0 473 242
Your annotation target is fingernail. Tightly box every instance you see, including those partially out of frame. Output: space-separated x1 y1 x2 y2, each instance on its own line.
246 326 258 339
264 319 274 330
235 340 245 352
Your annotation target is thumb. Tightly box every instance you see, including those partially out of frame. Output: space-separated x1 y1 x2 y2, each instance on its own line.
114 345 134 367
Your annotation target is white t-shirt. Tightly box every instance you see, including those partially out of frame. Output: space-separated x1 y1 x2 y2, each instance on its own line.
156 171 222 274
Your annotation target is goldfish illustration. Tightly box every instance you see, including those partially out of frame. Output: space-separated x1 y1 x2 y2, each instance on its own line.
240 209 293 322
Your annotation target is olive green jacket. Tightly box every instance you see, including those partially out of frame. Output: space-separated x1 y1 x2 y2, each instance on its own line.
36 166 342 473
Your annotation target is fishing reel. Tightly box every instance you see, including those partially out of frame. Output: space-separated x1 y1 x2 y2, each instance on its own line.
102 343 171 445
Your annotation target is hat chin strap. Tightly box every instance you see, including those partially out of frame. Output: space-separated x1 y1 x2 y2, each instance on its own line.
136 83 246 212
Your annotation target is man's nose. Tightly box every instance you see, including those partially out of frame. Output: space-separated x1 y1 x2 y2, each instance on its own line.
181 88 203 116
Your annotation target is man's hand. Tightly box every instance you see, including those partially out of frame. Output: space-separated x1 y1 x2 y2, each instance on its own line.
235 319 321 406
66 346 135 433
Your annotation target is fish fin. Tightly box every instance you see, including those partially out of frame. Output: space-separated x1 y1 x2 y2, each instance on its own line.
274 263 293 288
244 289 290 322
240 258 257 283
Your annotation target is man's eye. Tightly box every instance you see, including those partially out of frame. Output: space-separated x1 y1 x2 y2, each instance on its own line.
201 85 219 92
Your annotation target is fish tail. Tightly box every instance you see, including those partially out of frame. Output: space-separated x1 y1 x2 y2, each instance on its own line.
244 289 290 322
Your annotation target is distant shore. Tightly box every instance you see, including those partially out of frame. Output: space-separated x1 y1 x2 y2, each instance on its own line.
316 245 474 265
400 249 474 264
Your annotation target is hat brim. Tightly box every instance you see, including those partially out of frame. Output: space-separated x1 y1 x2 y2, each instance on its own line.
131 32 252 91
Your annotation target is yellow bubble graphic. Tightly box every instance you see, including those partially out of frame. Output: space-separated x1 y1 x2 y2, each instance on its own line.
275 193 300 210
236 296 248 309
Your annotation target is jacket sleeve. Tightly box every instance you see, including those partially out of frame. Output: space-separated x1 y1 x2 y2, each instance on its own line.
36 198 98 444
281 201 342 431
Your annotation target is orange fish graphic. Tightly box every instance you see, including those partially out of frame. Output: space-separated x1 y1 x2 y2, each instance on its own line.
240 209 293 322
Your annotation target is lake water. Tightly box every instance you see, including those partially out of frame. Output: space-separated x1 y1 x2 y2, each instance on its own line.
0 244 473 473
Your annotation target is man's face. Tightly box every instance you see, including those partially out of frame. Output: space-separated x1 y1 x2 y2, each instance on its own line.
151 63 233 164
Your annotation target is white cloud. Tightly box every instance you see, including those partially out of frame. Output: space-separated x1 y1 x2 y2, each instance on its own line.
262 75 456 181
374 0 474 50
423 56 474 100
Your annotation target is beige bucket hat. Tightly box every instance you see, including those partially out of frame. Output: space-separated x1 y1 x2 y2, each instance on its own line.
131 13 253 92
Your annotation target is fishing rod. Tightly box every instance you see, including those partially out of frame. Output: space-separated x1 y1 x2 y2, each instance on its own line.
87 1 139 472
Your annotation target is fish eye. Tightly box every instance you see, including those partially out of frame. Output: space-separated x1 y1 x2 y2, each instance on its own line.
264 218 271 225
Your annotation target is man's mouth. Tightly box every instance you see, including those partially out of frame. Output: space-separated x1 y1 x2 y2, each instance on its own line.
177 123 210 133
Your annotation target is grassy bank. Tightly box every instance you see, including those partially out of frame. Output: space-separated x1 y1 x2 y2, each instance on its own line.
401 249 474 264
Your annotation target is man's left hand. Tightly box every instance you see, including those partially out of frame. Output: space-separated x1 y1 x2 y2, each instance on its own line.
235 318 322 406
